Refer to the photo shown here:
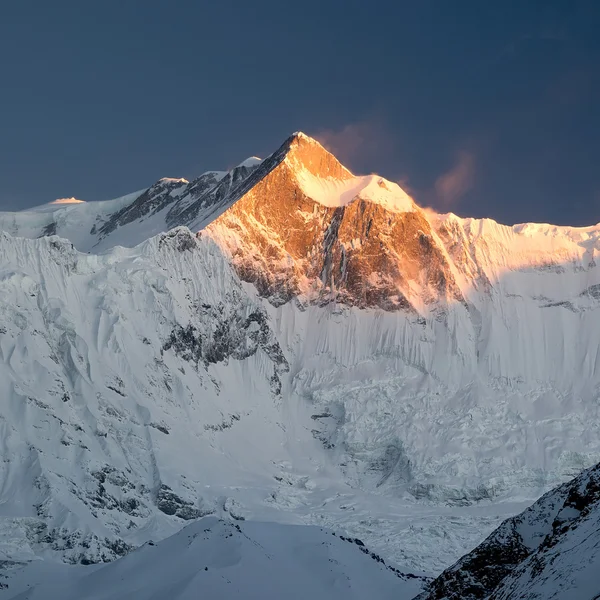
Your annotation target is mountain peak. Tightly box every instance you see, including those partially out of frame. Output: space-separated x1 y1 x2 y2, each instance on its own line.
236 156 262 169
158 177 189 185
282 131 353 182
290 131 321 144
204 130 452 312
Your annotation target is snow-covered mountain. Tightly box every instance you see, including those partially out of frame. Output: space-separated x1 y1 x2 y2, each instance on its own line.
0 229 293 561
1 517 426 599
417 460 600 599
1 132 600 593
0 156 263 254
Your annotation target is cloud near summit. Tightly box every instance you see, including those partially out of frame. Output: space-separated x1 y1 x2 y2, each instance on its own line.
311 120 395 173
434 151 476 207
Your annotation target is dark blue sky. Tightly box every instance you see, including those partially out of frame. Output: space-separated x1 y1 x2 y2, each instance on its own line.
1 0 599 225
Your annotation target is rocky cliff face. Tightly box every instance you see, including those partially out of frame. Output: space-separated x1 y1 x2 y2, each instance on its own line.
206 133 465 312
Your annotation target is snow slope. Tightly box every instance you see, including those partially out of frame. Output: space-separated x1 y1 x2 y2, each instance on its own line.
0 228 291 564
0 518 426 599
0 190 145 251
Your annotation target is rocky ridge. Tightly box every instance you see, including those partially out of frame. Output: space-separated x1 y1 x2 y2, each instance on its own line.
417 461 600 599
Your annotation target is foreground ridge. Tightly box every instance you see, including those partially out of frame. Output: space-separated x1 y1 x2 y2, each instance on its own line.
417 461 600 599
0 518 427 599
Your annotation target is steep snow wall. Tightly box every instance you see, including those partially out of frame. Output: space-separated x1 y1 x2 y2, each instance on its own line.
0 229 290 564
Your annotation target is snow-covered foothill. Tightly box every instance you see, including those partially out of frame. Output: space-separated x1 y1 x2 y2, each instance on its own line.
0 518 427 599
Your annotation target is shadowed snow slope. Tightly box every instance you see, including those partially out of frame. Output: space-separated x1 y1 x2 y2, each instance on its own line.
0 518 426 599
0 229 291 565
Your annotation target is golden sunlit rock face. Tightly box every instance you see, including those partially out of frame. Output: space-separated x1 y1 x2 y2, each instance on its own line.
206 133 464 312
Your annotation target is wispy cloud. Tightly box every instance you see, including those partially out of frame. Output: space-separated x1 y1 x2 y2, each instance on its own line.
434 151 476 207
311 118 395 173
313 121 480 211
394 175 417 199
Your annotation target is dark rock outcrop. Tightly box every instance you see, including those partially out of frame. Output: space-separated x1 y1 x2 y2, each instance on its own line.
416 461 600 600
